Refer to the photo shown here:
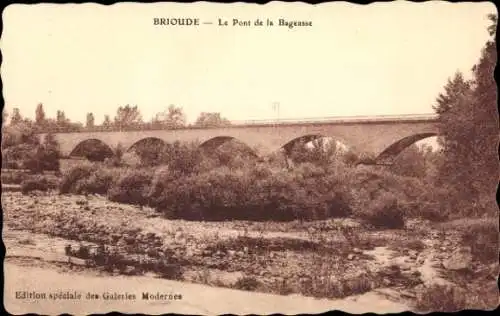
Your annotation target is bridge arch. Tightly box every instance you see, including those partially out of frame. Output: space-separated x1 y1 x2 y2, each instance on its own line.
281 134 351 155
375 132 439 163
69 139 114 161
127 137 167 153
281 134 325 154
124 137 169 166
199 136 258 157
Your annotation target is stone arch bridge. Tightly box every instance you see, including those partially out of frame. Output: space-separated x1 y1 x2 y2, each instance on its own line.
41 114 439 164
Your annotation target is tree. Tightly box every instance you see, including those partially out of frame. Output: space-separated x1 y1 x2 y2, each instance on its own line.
56 110 67 124
468 14 498 198
10 108 22 125
102 115 112 128
1 123 59 172
289 138 340 169
194 112 231 128
86 113 95 128
1 122 39 152
433 15 498 203
153 105 186 128
114 105 143 130
35 103 46 126
2 110 8 126
36 133 61 171
389 144 429 178
133 138 166 166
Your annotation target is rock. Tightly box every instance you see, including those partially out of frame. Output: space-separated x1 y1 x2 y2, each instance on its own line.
347 254 355 260
408 249 418 256
228 250 236 256
353 248 362 254
443 247 472 271
400 263 412 271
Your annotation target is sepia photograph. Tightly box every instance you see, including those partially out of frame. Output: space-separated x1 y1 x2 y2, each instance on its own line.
1 1 499 314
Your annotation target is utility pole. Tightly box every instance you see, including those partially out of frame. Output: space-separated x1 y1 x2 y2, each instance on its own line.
272 101 280 126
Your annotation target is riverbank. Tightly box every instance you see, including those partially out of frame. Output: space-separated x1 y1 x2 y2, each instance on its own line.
4 259 411 315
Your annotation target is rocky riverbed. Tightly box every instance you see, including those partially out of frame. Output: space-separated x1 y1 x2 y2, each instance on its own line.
2 191 498 312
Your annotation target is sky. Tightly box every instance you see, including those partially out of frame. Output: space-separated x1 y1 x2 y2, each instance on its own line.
1 2 496 125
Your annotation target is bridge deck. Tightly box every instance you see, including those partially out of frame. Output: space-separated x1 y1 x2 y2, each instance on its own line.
40 114 439 134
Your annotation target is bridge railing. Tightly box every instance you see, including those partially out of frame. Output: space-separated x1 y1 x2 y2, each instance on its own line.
229 113 439 125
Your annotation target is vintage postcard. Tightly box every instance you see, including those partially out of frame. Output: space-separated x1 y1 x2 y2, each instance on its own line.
1 1 498 315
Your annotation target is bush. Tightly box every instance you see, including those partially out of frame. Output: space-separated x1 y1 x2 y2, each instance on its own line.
147 166 178 206
164 141 203 174
23 146 60 173
75 170 116 195
358 192 405 229
59 164 95 194
416 284 469 312
108 169 153 205
2 144 35 169
1 171 29 184
410 186 453 221
4 133 61 173
152 163 353 221
461 219 498 264
20 175 58 194
232 276 261 291
133 138 166 166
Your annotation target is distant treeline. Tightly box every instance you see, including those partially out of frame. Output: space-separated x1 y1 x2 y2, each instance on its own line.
3 104 231 133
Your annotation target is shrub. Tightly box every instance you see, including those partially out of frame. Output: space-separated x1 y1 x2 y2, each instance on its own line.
24 151 60 173
20 175 58 194
7 133 61 173
288 138 337 168
108 169 153 205
152 163 354 222
2 144 35 168
59 164 95 194
265 152 288 169
325 191 353 218
74 170 116 195
147 166 178 206
233 276 261 291
342 150 359 166
1 171 29 184
37 133 60 171
207 140 258 170
394 184 452 222
60 164 118 196
164 141 203 175
358 192 405 229
416 284 469 312
461 219 498 264
133 138 166 166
